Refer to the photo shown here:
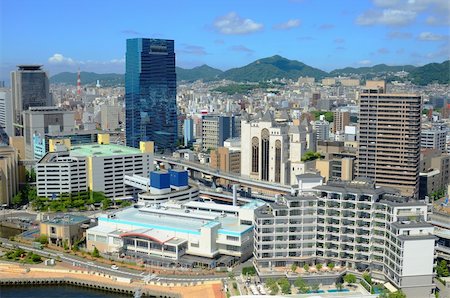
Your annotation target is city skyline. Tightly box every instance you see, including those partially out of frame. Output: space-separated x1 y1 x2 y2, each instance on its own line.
1 0 449 83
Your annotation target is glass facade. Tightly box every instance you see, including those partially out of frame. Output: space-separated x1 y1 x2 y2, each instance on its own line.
125 38 177 150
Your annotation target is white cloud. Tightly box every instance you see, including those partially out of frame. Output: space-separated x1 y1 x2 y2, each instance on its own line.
358 60 372 65
356 9 416 26
213 12 263 35
357 0 450 26
273 19 301 30
48 53 75 65
418 32 447 41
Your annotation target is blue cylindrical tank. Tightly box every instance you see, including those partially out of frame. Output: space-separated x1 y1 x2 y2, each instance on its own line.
150 171 170 189
169 169 188 187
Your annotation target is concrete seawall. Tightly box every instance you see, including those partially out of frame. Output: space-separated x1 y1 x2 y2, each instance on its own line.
0 277 181 298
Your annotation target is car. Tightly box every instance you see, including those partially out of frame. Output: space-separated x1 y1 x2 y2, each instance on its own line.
87 262 94 266
111 265 119 270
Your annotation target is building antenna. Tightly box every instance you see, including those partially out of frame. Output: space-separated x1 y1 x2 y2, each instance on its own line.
77 67 81 96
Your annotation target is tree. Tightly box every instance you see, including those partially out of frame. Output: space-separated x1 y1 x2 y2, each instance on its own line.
303 264 310 271
291 263 297 273
316 263 323 270
28 187 37 202
101 198 111 210
362 272 372 285
437 260 450 277
327 262 335 270
12 192 23 206
266 278 278 295
386 291 407 298
277 278 291 294
63 239 69 250
92 246 100 258
35 234 48 245
335 282 343 291
294 277 310 294
301 151 323 162
344 273 357 285
311 283 320 292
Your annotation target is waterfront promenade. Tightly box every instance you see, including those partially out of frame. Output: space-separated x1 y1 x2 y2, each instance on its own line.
0 262 225 298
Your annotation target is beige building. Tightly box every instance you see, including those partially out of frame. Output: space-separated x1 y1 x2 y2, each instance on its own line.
9 136 25 160
210 147 240 174
357 81 421 197
0 145 20 206
332 111 350 133
100 105 121 131
316 158 354 182
40 215 91 247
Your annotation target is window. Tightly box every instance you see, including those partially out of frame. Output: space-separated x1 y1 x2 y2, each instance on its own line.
252 137 259 173
50 226 56 234
96 235 107 243
226 235 239 242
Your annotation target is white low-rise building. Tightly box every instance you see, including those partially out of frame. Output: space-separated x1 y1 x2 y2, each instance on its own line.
86 199 265 268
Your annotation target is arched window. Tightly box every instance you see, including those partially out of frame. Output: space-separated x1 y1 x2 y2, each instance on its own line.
252 137 259 173
261 129 270 181
275 140 281 183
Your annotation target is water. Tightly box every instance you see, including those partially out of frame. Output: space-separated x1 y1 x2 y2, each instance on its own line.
0 226 22 238
0 285 132 298
328 288 350 293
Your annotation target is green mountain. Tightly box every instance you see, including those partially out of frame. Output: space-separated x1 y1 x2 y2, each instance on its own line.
49 58 448 86
330 64 416 75
220 55 328 82
50 72 124 87
408 60 450 85
176 65 223 82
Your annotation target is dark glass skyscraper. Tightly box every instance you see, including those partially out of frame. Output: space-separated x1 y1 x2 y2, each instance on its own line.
125 38 177 150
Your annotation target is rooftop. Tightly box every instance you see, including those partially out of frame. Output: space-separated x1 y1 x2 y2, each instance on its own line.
70 143 142 157
99 204 252 237
42 215 90 226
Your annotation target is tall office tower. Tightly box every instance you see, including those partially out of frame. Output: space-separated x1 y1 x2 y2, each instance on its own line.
23 107 75 160
332 111 350 133
125 38 177 150
357 81 421 197
0 88 13 139
10 65 52 136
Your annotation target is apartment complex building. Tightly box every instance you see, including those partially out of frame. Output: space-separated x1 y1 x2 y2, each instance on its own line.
254 180 435 298
357 81 422 197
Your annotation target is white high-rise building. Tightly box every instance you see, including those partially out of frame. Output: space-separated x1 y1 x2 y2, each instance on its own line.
0 88 13 138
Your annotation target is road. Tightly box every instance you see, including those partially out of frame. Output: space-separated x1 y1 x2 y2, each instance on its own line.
155 155 291 194
0 238 227 283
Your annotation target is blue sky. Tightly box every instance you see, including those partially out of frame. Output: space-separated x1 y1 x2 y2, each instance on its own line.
0 0 449 81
